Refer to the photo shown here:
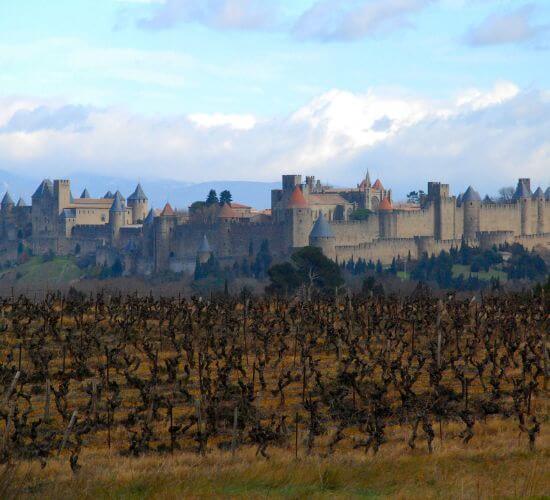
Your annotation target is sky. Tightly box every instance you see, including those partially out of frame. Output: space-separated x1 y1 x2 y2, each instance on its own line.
0 0 549 200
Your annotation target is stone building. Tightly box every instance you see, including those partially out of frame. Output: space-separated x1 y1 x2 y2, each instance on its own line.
0 174 549 274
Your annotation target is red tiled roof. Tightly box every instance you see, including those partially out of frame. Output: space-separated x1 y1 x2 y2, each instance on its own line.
379 197 393 211
287 186 308 209
218 203 237 218
160 203 175 216
373 179 384 190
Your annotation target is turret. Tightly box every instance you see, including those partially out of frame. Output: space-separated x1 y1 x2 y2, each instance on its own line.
378 197 396 238
462 186 481 241
154 203 176 271
1 192 14 213
80 188 90 199
109 191 126 243
127 183 149 224
285 185 312 250
309 213 336 260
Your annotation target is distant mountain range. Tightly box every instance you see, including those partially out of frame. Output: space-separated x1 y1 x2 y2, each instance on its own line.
0 171 279 210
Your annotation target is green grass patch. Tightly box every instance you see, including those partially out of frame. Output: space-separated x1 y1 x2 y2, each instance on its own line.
15 256 81 286
452 264 507 282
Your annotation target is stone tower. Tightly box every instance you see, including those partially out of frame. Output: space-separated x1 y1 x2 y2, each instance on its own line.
462 186 481 241
109 191 126 244
285 185 312 250
428 182 456 240
309 213 336 260
514 179 532 236
532 187 544 234
378 197 396 238
53 180 71 215
127 183 149 224
154 203 176 271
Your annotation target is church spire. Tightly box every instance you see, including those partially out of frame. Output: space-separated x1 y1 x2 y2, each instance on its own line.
365 170 371 188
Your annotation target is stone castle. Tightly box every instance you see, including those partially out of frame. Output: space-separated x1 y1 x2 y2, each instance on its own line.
1 173 549 274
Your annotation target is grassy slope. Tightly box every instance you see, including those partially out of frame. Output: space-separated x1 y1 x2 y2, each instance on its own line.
0 256 81 287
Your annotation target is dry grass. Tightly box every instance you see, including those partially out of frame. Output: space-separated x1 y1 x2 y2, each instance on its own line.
5 416 549 499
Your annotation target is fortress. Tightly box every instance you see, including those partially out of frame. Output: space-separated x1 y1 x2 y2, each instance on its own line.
1 173 549 275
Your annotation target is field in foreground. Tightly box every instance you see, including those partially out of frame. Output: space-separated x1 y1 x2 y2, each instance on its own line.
0 292 547 498
6 429 549 499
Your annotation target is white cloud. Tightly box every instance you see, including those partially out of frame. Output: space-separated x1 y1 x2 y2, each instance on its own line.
188 113 257 130
466 4 549 47
293 0 433 41
0 82 548 198
137 0 279 31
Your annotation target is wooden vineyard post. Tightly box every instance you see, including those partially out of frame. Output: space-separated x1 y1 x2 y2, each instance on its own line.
3 404 13 454
106 347 111 449
231 407 239 457
295 412 299 460
59 410 78 455
169 405 174 455
91 380 97 422
195 398 204 456
3 371 20 405
44 379 51 421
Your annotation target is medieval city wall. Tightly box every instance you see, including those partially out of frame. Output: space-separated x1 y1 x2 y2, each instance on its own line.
479 204 521 234
171 222 287 262
514 232 550 251
329 218 379 245
394 207 434 238
335 238 418 265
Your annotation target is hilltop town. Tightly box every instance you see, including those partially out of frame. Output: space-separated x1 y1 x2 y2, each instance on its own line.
1 173 549 280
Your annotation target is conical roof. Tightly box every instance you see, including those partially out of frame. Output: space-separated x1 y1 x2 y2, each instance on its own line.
483 195 494 203
287 186 308 209
463 186 481 202
110 191 126 212
104 190 114 199
1 192 14 207
198 234 211 253
372 179 384 190
546 187 550 201
128 183 147 201
16 197 26 207
32 179 53 199
532 187 544 199
218 202 237 218
143 208 155 225
80 188 90 199
160 202 175 216
310 213 335 239
514 179 531 200
378 197 393 211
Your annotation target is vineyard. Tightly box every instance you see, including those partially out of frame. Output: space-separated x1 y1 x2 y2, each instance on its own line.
0 291 548 498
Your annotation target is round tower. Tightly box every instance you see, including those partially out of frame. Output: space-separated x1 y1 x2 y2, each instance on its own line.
309 213 336 260
378 197 395 238
109 191 126 244
154 203 175 271
285 185 312 250
462 186 481 242
127 183 148 224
